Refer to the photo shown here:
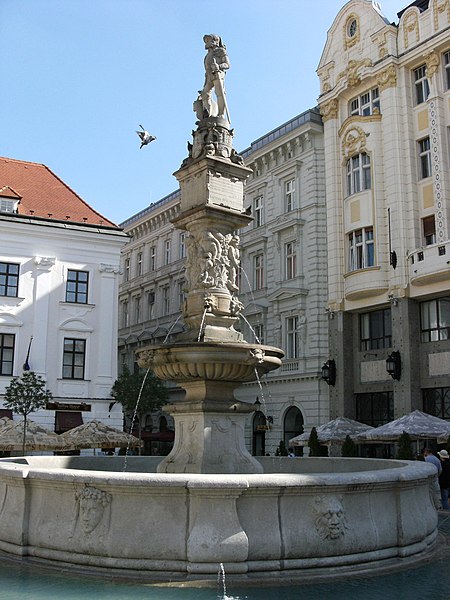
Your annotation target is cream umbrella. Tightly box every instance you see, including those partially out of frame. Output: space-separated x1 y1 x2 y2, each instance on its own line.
289 417 374 447
59 419 142 451
356 410 450 443
0 418 67 452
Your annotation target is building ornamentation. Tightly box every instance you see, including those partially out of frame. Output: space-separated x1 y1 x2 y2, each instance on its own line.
343 14 360 50
403 10 419 49
338 59 372 88
428 99 447 242
319 98 339 122
98 263 121 274
341 126 367 159
433 0 450 31
313 495 348 540
424 50 440 79
34 256 56 270
376 65 397 91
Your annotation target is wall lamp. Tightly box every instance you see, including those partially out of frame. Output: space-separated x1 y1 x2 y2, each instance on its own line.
321 359 336 386
388 293 398 307
386 351 401 380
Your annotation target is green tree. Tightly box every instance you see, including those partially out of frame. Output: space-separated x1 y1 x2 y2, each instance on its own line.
275 440 288 456
341 435 358 457
397 431 414 460
3 371 53 455
308 427 321 457
111 366 168 440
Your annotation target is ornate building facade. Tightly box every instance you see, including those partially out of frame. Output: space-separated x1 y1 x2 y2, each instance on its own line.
318 0 450 427
118 108 329 456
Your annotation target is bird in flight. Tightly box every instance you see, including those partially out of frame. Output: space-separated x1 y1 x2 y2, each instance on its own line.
136 125 156 149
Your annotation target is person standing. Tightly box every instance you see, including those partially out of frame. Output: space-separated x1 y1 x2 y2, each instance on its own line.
438 449 450 510
424 447 442 475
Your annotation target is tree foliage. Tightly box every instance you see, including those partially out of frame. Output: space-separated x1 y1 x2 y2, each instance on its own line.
341 435 358 457
308 427 321 457
276 440 288 456
397 431 414 460
3 371 53 455
111 366 168 418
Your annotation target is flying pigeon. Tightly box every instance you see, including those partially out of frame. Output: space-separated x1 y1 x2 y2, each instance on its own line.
136 125 156 149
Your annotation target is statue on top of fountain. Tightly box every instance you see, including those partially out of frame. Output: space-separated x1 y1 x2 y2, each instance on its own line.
185 34 244 167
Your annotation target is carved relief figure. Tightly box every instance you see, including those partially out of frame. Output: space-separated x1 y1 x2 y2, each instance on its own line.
74 486 112 535
201 35 230 120
313 495 348 540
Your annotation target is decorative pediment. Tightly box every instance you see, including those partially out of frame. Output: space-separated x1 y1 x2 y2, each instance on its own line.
433 0 450 30
0 312 23 327
59 318 93 333
267 287 307 303
401 8 419 49
242 299 270 316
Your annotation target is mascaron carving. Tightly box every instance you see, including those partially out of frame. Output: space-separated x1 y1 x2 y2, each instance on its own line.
320 98 339 122
341 126 367 159
313 495 348 540
376 65 397 91
425 50 440 78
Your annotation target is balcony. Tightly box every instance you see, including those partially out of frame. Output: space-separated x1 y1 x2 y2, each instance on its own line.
409 241 450 287
344 266 388 301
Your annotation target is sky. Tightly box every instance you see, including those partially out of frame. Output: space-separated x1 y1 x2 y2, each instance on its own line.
1 0 404 226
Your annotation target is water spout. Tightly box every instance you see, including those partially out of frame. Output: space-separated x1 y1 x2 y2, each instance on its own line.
123 367 150 471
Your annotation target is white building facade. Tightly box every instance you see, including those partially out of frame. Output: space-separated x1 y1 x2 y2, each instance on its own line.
119 109 330 456
318 0 450 428
0 158 128 433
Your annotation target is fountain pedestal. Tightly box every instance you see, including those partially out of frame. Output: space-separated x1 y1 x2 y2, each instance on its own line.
137 114 284 474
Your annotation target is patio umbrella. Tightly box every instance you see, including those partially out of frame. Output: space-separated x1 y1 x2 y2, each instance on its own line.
289 417 374 447
356 410 450 443
0 419 67 452
59 419 142 450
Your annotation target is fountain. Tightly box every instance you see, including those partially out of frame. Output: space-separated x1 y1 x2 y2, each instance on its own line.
0 35 440 583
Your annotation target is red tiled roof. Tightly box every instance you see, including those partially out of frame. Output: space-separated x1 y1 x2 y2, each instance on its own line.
0 157 118 228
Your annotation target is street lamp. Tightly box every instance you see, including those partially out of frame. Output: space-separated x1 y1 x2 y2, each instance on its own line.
321 359 336 386
386 351 401 380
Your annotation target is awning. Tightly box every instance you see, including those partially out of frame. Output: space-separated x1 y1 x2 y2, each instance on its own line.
55 411 83 433
0 409 13 419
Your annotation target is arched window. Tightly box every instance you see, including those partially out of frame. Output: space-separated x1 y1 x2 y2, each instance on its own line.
252 411 267 456
144 414 153 431
159 416 168 432
284 407 304 456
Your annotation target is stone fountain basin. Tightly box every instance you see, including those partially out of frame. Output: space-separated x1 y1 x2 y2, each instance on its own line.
0 456 438 581
139 342 284 382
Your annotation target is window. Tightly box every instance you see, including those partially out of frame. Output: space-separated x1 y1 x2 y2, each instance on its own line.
347 18 357 37
348 227 374 271
418 137 431 179
444 51 450 90
356 392 393 427
0 333 14 375
62 338 86 379
179 233 186 260
346 153 371 196
285 179 296 212
164 240 171 265
149 246 156 271
177 280 185 309
285 242 297 280
137 252 143 276
423 388 450 420
423 215 436 246
122 301 129 327
254 196 263 228
254 322 264 345
0 262 19 297
66 270 88 304
253 254 264 290
286 316 299 359
360 308 392 350
0 199 15 213
162 286 170 314
420 297 450 341
134 296 141 324
349 88 380 116
147 291 155 319
124 258 130 282
414 64 430 105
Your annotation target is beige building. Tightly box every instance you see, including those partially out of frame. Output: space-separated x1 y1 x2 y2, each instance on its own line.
318 0 450 429
118 108 329 456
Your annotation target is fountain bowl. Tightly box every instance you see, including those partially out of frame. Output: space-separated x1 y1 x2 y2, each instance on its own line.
0 455 439 582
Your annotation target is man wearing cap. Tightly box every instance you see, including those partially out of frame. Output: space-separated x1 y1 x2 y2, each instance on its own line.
438 449 450 510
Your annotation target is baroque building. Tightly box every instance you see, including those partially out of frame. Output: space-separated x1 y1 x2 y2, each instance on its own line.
118 108 329 456
318 0 450 428
0 157 127 433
